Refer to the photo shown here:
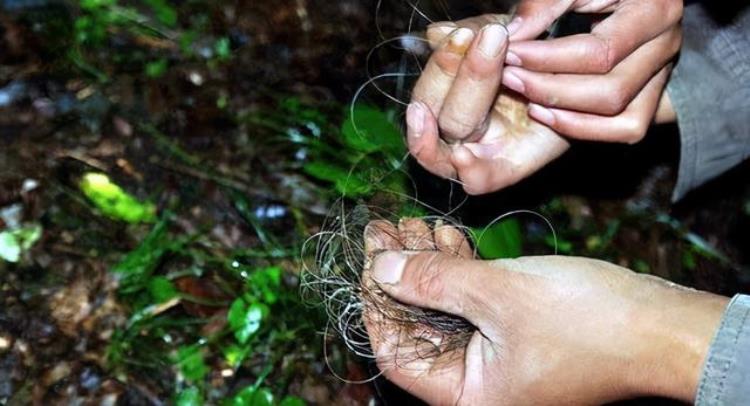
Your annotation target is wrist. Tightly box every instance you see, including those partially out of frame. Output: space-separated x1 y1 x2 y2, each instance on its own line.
630 284 729 401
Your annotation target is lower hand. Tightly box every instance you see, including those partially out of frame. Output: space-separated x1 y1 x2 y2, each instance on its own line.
364 220 728 405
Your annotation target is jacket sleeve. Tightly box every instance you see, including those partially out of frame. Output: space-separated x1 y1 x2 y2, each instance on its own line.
667 2 750 201
695 294 750 405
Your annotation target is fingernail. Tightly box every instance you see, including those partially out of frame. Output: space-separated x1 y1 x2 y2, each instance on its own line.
506 17 522 36
406 102 425 137
447 27 474 54
478 23 507 58
505 51 522 66
372 251 407 285
502 71 525 94
427 22 457 38
528 103 556 126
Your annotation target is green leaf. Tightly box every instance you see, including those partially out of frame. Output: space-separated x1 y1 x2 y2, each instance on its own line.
471 219 523 259
175 387 204 406
222 343 250 367
225 386 274 406
0 224 42 263
145 59 169 78
175 345 208 382
248 266 282 304
80 172 156 223
279 396 306 406
112 218 172 292
303 162 349 183
228 299 268 344
143 0 178 27
334 175 371 197
341 105 404 159
147 276 178 303
303 162 372 197
215 37 231 60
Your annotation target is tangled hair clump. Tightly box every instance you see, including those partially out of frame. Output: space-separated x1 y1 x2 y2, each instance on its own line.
300 202 478 371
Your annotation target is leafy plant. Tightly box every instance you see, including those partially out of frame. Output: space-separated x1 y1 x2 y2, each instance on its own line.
302 104 407 198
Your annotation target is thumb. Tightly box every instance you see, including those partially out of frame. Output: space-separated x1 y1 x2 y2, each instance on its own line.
370 250 492 323
509 0 573 40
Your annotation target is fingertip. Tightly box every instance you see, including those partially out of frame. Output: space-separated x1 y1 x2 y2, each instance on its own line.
505 50 522 66
476 23 509 59
446 27 475 55
426 21 458 46
364 220 400 255
406 102 426 138
528 103 557 126
502 66 526 94
506 16 522 37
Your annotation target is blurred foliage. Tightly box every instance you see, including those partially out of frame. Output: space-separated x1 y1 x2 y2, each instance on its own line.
80 172 156 223
0 224 42 263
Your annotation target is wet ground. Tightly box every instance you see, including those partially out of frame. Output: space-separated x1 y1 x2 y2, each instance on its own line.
1 1 748 405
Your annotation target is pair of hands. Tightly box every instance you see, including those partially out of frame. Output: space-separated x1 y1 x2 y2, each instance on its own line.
409 0 682 195
363 219 728 405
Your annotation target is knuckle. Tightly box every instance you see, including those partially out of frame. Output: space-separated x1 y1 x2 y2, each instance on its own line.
439 113 479 140
601 82 630 115
619 117 647 144
586 36 616 74
412 253 448 300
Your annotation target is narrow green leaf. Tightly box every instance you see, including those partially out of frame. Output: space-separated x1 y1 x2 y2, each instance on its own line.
303 162 349 183
80 172 156 223
148 276 178 303
112 218 171 292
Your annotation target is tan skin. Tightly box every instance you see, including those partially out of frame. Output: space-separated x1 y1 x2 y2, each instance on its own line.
364 220 729 405
364 2 729 404
410 1 682 194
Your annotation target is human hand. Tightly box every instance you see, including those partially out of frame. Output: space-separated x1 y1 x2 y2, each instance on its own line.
408 18 569 195
499 0 682 142
364 220 729 405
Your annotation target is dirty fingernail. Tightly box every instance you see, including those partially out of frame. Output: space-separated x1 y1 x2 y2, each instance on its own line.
478 23 507 58
447 27 474 54
528 103 556 126
505 51 522 66
372 251 407 285
506 17 522 36
502 71 525 93
406 102 425 137
427 22 457 38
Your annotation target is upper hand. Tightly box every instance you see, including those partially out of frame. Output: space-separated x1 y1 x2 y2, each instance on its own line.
408 19 569 195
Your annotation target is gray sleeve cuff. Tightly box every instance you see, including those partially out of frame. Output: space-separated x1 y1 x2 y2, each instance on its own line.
695 294 750 405
667 3 750 201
